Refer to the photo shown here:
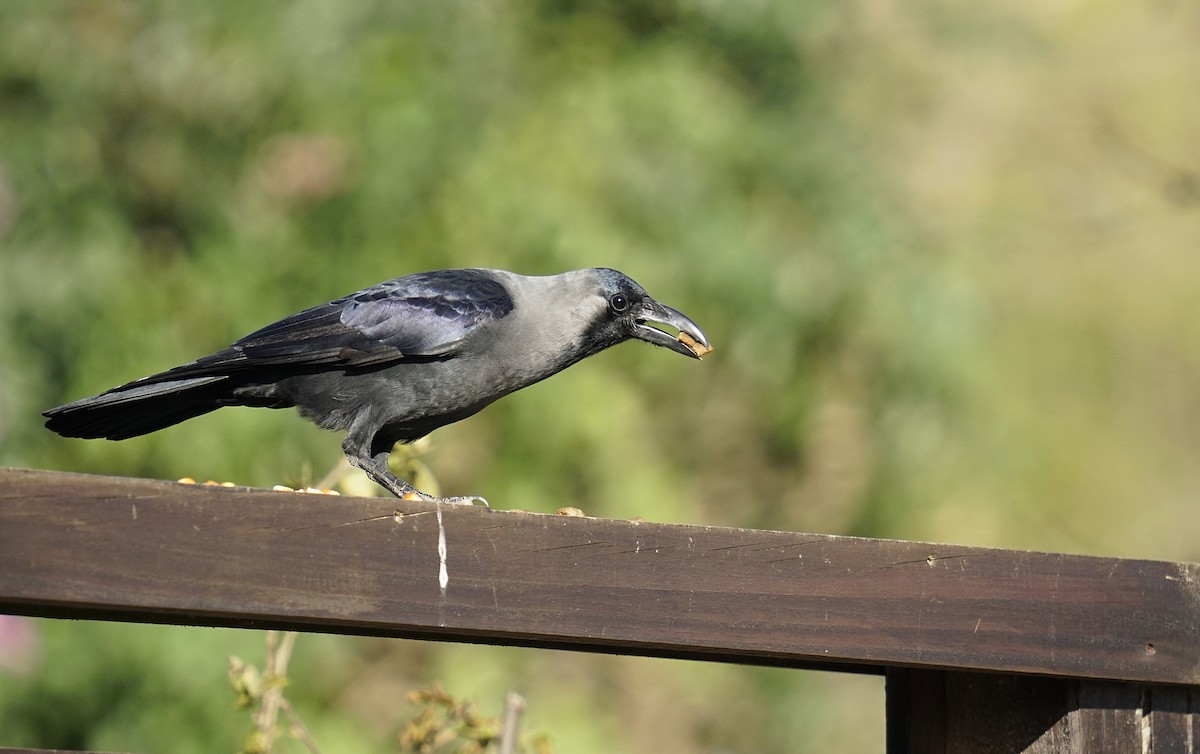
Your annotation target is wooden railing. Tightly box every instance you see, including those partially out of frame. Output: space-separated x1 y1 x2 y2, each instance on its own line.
1 467 1197 752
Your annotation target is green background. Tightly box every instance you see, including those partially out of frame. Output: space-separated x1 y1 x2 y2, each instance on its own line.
1 0 1198 751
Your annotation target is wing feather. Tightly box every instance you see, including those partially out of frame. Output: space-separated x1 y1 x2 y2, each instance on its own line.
141 269 514 383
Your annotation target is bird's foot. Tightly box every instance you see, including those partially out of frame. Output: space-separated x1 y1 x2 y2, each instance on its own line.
347 451 489 506
401 490 489 508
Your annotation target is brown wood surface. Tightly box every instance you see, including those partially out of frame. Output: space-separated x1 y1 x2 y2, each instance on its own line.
1 467 1198 684
886 670 1198 753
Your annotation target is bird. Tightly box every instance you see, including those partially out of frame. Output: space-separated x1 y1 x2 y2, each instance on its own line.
44 268 712 504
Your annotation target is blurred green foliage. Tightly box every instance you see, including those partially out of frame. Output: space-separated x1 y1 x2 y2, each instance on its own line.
1 0 1198 751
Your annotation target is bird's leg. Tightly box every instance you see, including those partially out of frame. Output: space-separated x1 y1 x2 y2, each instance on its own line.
341 431 488 506
356 448 422 498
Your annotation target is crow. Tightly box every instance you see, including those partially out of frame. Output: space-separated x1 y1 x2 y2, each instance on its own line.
44 268 711 504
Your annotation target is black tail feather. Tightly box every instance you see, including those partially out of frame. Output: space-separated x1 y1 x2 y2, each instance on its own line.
44 376 232 441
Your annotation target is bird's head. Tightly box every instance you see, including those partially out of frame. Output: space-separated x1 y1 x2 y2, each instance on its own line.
584 268 712 360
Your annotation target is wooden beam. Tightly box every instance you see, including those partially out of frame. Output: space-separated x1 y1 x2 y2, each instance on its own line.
1 468 1198 684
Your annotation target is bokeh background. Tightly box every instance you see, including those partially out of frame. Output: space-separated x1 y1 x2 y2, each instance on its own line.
2 0 1199 751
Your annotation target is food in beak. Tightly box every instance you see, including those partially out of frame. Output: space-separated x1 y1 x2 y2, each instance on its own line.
677 331 713 358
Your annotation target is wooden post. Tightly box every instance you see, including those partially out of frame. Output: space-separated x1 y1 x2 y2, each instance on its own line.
887 670 1196 753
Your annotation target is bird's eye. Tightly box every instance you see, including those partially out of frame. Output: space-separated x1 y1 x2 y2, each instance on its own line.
609 293 630 313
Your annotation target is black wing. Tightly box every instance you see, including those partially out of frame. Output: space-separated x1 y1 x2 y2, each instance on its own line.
153 269 515 381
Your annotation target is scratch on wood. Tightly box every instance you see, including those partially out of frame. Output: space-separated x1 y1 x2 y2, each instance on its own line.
880 553 980 570
478 522 523 531
610 546 672 555
529 541 610 553
756 540 827 561
247 512 408 533
96 494 160 503
334 513 415 527
765 554 805 564
705 541 779 553
776 539 827 549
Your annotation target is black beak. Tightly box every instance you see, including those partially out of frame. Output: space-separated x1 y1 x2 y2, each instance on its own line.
632 298 712 359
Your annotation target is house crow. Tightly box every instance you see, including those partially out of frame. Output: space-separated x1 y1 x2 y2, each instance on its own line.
44 268 711 503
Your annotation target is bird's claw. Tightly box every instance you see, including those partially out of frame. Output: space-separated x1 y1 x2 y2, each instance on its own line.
400 490 489 508
444 495 490 508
